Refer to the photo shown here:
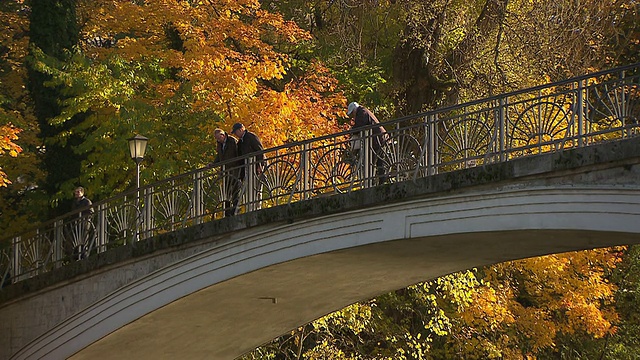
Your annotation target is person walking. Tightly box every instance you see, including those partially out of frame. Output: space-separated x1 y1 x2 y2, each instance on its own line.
73 186 94 217
231 123 266 211
211 128 242 217
71 186 94 260
347 102 390 184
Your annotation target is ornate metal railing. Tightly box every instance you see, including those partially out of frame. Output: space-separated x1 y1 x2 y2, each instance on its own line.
1 63 639 289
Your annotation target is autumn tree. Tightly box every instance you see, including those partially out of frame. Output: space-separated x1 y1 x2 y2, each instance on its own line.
390 0 639 113
0 0 48 237
436 250 621 359
261 0 404 120
29 0 345 203
242 249 623 359
592 245 640 359
263 0 639 118
0 0 25 187
27 0 85 216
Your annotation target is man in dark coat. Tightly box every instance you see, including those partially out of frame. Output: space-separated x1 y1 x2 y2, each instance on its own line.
347 102 390 184
212 128 242 217
232 123 265 178
231 122 266 210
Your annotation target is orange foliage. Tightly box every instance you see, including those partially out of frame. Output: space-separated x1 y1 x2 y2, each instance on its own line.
240 61 347 148
77 0 345 148
0 0 29 187
0 124 22 186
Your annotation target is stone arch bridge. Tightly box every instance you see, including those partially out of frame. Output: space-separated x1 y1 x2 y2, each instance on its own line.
1 63 639 359
0 138 639 359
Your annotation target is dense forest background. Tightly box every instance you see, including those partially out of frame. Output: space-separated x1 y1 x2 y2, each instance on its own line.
0 0 639 358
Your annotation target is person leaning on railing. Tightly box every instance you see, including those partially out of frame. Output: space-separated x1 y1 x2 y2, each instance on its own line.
231 122 266 211
210 128 243 217
347 102 391 185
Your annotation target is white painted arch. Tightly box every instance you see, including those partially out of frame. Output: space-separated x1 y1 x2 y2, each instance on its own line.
13 185 640 360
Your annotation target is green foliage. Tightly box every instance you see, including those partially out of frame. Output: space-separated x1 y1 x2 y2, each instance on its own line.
243 248 629 359
27 0 85 215
30 47 217 200
240 270 484 359
601 245 640 359
262 0 404 117
333 64 389 121
20 0 346 207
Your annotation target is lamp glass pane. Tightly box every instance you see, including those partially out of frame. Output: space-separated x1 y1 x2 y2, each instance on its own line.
128 135 148 159
128 140 138 159
136 139 147 158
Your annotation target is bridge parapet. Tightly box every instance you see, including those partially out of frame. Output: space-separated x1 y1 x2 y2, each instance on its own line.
1 63 639 289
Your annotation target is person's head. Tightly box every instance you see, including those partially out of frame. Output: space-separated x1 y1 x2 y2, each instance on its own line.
74 187 85 199
214 128 227 143
347 102 359 119
231 123 245 137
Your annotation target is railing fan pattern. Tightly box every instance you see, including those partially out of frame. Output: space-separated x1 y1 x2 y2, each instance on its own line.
1 63 639 289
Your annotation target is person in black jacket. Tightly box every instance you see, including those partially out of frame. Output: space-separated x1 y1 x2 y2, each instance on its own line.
347 102 390 184
71 186 94 260
73 186 94 217
231 123 266 210
211 128 242 217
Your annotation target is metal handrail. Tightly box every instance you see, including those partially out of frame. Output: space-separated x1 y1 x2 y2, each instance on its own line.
1 62 639 289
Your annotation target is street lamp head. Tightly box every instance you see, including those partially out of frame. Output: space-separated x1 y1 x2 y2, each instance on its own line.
127 134 148 164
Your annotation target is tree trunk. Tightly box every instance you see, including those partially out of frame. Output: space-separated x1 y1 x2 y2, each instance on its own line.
393 0 509 115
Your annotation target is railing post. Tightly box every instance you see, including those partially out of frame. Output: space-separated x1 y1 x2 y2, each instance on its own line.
193 171 203 225
498 97 507 162
577 79 585 147
302 143 311 200
246 162 253 211
220 165 227 217
11 236 20 283
362 128 372 188
246 162 258 212
96 204 107 253
428 114 437 176
420 116 428 176
141 187 153 240
0 247 7 288
54 219 64 267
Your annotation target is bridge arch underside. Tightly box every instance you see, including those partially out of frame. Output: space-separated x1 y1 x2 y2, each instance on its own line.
17 186 640 360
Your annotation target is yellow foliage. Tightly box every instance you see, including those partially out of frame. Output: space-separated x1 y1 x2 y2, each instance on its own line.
76 0 341 150
451 248 621 357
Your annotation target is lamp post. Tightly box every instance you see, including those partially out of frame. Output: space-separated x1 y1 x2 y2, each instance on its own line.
127 134 148 189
